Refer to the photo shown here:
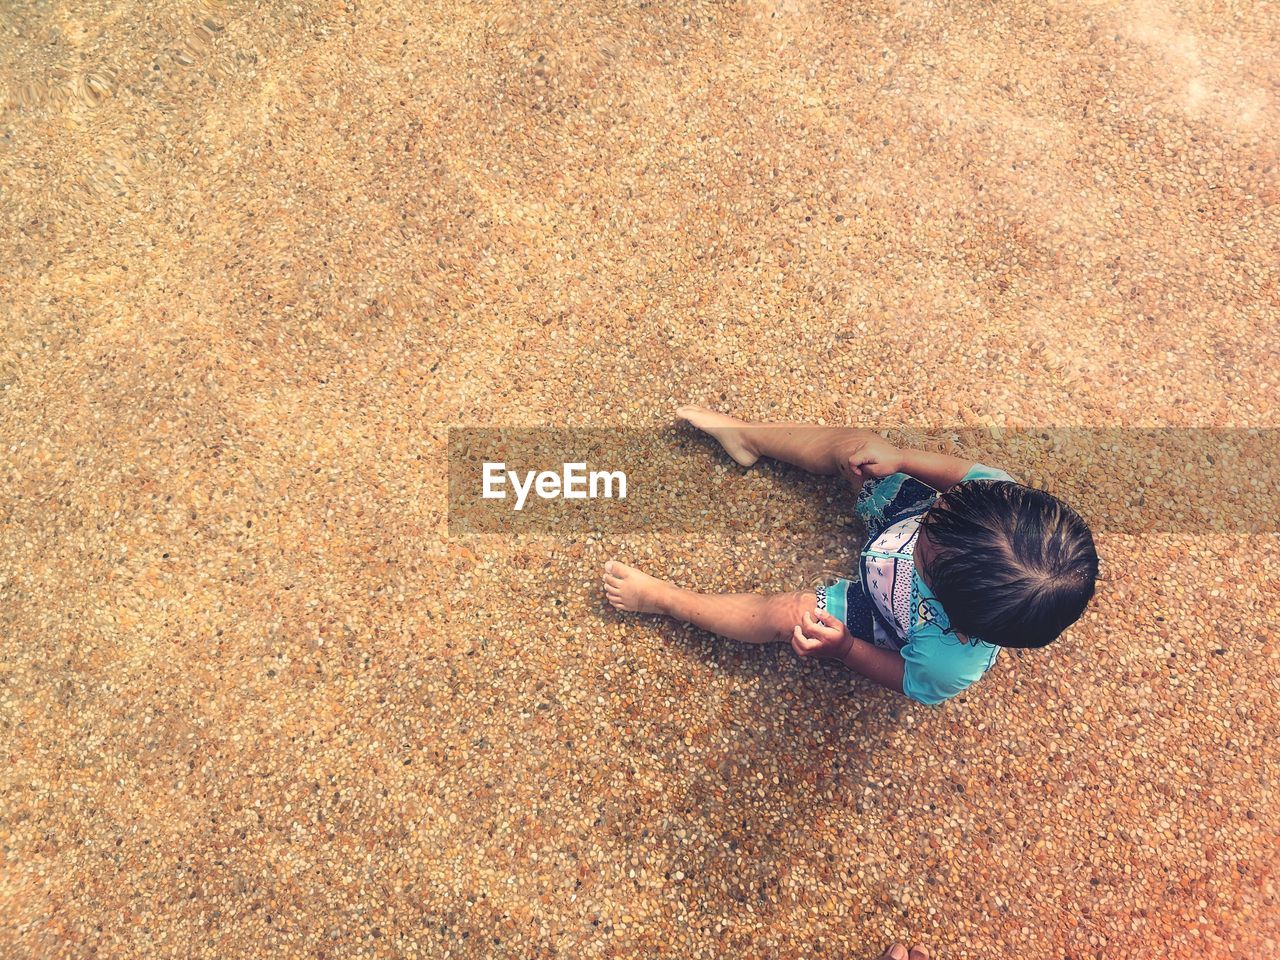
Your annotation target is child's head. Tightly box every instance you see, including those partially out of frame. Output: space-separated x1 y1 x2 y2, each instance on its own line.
918 480 1098 649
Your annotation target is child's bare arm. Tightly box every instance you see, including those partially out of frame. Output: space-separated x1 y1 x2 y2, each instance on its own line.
845 435 977 492
840 639 907 694
791 612 908 695
895 448 978 492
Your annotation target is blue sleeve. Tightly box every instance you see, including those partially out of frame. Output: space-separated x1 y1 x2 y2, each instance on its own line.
900 617 992 706
962 463 1017 484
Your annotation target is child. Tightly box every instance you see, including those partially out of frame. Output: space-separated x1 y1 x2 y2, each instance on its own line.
602 406 1099 705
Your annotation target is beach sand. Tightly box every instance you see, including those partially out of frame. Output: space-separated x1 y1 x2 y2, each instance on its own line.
1 0 1277 956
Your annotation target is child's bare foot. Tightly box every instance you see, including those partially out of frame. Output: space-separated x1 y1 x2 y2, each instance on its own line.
602 560 675 614
675 404 759 467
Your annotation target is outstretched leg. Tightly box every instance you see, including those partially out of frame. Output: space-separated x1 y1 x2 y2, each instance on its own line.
602 560 814 645
676 404 877 479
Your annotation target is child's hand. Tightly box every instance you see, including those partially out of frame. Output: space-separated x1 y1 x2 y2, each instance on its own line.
845 435 905 482
791 610 855 663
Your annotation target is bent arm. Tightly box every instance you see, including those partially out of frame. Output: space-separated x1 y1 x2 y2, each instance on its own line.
840 639 906 694
896 448 978 492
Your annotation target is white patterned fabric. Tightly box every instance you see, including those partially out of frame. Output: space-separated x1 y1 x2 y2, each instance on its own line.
863 513 923 647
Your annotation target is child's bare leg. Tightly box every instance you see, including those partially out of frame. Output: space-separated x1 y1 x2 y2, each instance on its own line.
603 561 814 645
676 404 876 478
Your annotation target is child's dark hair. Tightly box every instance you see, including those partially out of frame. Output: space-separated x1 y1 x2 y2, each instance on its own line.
920 480 1098 649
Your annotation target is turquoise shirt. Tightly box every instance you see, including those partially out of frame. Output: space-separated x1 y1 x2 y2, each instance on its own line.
877 464 1016 705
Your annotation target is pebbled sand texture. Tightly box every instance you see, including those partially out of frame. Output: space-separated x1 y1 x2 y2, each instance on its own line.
1 1 1277 957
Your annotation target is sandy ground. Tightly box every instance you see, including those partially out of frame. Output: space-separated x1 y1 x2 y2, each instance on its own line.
2 0 1277 957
